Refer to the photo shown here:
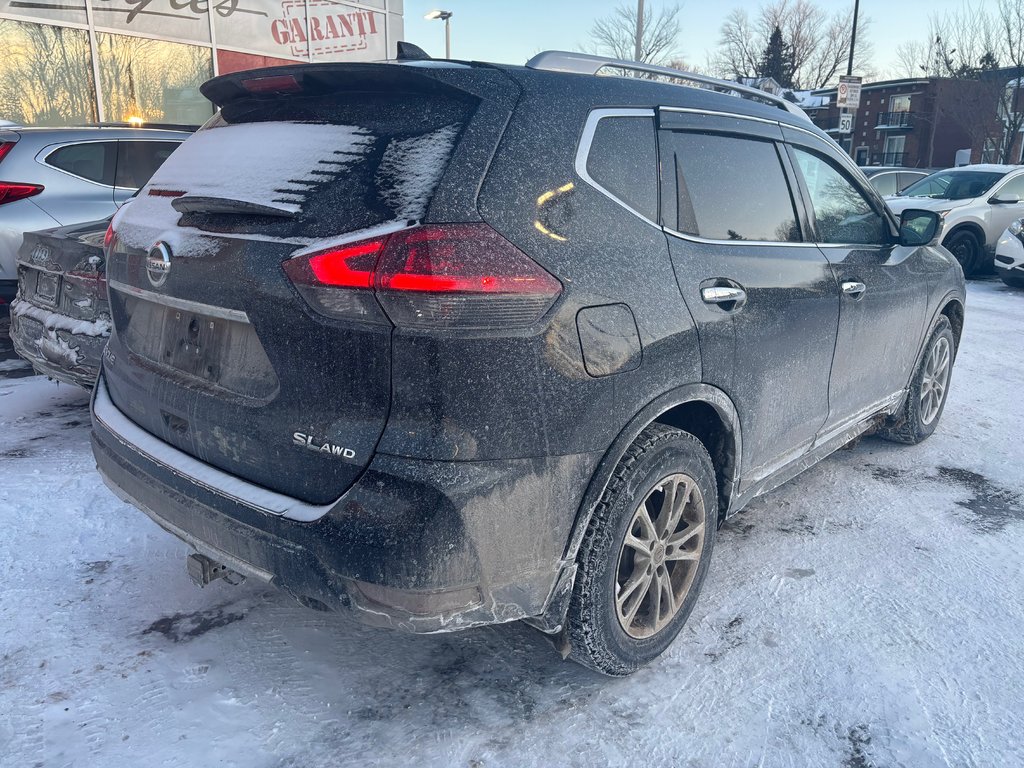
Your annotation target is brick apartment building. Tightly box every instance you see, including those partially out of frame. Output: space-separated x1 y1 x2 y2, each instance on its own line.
801 78 979 169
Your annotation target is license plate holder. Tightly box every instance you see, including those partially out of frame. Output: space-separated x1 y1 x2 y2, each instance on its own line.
34 271 60 305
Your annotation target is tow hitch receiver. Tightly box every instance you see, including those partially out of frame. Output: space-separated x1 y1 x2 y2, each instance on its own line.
187 553 245 587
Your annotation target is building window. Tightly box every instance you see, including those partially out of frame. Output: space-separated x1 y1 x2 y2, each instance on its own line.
96 33 214 125
883 135 906 166
0 19 96 126
890 95 911 113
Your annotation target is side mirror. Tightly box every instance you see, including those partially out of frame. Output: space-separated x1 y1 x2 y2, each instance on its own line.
989 193 1021 204
898 209 942 247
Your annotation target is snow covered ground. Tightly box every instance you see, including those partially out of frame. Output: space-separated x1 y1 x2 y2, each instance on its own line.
1 281 1022 768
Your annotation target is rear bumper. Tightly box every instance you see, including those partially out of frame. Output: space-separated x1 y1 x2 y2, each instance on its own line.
91 371 600 633
9 305 104 388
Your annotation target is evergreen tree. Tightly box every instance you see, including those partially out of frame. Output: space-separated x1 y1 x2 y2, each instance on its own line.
757 26 795 88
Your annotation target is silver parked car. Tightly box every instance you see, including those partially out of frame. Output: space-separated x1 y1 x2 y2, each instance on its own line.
0 126 189 305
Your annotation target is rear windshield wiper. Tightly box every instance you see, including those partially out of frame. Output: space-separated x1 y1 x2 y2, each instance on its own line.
171 196 296 218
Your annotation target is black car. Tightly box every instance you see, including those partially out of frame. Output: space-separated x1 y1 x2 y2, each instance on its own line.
91 52 965 676
10 217 111 388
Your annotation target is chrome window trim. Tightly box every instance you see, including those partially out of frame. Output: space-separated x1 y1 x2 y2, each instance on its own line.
663 227 821 249
108 279 249 323
576 106 890 250
37 137 184 191
574 108 660 228
658 106 782 128
37 138 119 190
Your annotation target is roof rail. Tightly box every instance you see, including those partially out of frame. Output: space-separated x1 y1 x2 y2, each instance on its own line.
525 51 811 123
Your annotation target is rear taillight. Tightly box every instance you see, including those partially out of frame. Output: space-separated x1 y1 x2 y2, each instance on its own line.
0 142 15 163
0 182 43 206
283 224 562 328
103 222 115 252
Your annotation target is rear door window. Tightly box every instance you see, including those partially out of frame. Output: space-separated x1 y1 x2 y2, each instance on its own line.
115 140 180 188
46 141 117 186
585 115 658 221
662 131 801 242
871 172 898 196
792 147 889 245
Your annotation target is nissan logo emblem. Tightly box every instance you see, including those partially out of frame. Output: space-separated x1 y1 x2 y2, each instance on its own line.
146 242 172 288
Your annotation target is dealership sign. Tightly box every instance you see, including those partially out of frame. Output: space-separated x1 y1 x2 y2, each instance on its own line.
271 0 383 58
0 0 388 60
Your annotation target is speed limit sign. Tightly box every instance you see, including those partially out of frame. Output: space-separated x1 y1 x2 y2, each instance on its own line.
839 113 854 134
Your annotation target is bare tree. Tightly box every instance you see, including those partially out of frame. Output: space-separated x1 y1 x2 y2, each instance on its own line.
712 0 873 89
589 3 682 66
907 0 1024 164
0 21 96 125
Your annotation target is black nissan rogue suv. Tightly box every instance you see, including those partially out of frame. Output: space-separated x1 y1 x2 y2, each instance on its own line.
91 51 966 676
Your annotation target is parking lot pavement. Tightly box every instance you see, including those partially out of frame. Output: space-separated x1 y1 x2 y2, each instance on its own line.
1 280 1022 767
0 312 33 380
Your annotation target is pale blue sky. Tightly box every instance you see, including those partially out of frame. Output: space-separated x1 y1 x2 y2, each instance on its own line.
403 0 1001 80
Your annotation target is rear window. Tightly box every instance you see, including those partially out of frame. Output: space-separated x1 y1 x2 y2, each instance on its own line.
128 93 470 243
46 142 117 186
662 132 800 242
585 115 658 221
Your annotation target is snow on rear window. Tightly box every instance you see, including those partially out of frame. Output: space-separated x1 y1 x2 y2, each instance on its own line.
375 124 460 221
147 121 374 214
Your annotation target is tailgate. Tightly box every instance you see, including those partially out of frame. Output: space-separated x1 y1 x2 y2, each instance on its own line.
103 63 492 505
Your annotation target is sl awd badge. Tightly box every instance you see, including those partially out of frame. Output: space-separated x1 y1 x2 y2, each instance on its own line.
293 432 357 460
146 241 172 288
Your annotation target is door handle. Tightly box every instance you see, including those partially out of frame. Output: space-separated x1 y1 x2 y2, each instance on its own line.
841 281 866 297
701 286 747 304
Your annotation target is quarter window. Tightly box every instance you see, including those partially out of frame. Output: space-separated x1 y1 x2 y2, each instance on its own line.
664 132 800 242
46 141 117 186
585 115 658 221
792 148 889 245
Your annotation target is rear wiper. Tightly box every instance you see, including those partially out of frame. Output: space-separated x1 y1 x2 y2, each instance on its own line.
171 196 296 218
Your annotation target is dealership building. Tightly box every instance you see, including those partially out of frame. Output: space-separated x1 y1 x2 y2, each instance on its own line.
0 0 404 126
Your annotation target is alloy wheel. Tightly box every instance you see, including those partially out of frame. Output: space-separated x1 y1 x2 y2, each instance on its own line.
615 473 706 639
920 335 951 426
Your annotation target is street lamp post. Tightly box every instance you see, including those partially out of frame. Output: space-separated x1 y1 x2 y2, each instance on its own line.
425 10 453 59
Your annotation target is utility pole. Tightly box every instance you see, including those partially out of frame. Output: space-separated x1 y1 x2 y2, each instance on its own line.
635 0 645 62
846 0 859 77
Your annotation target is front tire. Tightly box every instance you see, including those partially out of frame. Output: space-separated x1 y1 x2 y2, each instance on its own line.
878 316 955 445
566 424 717 676
943 230 982 277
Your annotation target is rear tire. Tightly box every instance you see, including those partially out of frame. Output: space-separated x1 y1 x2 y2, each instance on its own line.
943 230 982 277
566 424 716 676
877 316 955 445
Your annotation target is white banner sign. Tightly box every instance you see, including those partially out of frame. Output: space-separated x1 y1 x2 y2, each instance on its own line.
0 0 389 60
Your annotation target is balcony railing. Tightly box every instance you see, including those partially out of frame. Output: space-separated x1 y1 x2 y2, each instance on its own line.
875 152 905 166
875 111 914 129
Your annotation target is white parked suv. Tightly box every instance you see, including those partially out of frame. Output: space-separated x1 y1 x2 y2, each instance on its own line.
995 220 1024 287
886 164 1024 276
